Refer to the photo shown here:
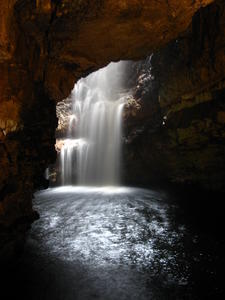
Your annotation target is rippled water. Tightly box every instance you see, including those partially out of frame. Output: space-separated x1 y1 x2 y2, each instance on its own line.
3 187 224 299
33 187 186 273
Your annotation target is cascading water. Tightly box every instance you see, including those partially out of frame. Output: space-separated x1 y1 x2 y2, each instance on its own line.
60 62 128 186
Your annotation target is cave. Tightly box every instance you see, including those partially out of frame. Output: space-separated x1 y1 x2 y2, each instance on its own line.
0 0 225 299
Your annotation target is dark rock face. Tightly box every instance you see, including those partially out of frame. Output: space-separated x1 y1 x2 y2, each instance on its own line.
0 78 57 262
124 0 225 191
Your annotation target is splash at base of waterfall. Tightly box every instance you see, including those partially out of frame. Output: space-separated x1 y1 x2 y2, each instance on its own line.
60 62 128 186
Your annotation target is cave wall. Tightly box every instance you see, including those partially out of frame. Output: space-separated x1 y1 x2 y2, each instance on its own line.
14 0 213 102
124 0 225 191
0 0 215 260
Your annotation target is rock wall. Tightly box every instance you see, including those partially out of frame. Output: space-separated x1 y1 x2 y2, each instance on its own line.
0 0 215 260
124 0 225 191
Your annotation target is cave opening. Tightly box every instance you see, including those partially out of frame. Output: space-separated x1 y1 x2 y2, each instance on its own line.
53 61 129 187
48 58 156 188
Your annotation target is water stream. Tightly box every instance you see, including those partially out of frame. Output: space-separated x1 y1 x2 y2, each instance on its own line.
60 62 127 186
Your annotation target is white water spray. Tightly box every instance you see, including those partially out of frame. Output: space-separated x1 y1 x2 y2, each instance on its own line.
60 62 128 186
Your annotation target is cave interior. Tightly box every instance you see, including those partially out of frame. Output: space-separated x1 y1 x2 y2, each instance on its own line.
0 0 225 299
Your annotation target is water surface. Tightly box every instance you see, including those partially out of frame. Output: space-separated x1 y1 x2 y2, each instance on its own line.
3 187 224 299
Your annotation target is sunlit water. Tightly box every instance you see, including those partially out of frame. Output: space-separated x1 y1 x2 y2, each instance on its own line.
60 62 128 186
4 187 224 299
33 187 185 272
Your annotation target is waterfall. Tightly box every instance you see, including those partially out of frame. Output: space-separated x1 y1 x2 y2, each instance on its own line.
60 62 127 186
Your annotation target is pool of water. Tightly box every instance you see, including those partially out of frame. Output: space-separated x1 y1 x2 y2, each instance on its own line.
2 186 224 299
